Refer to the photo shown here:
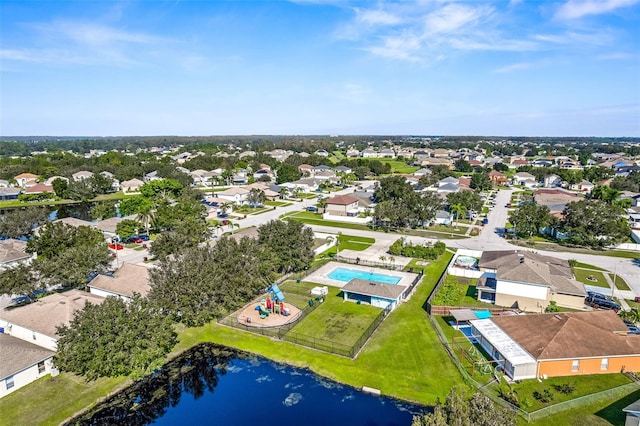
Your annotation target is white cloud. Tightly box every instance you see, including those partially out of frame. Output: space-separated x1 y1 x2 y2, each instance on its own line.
355 8 403 26
493 62 535 73
423 4 492 35
555 0 640 19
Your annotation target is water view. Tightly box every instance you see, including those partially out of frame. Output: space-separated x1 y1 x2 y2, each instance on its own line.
68 343 428 425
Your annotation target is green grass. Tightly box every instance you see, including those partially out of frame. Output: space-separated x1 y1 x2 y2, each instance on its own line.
572 268 609 289
317 234 375 256
0 373 128 426
358 158 419 174
173 251 464 405
626 299 640 309
608 273 631 291
572 262 607 271
333 151 345 159
286 212 372 231
285 286 382 348
490 374 633 413
264 201 292 207
525 387 640 426
431 275 494 308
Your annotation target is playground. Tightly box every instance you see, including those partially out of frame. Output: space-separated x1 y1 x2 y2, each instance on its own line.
237 284 302 328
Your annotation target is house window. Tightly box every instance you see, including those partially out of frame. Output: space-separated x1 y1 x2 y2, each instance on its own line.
6 376 14 390
572 360 580 372
38 361 46 374
601 358 609 371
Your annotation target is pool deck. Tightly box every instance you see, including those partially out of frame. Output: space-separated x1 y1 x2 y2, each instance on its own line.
305 261 419 289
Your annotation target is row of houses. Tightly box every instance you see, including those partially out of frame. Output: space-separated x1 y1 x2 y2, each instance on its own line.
0 263 151 398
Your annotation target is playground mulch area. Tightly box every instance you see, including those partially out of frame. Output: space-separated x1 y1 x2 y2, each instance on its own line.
237 302 301 328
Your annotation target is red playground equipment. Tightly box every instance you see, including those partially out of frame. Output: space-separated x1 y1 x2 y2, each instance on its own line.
252 284 291 320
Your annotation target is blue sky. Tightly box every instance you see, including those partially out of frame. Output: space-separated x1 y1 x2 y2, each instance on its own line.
1 0 639 137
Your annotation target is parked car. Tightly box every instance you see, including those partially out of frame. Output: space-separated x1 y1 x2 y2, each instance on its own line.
306 206 318 212
588 297 620 312
587 291 607 301
109 243 124 250
482 218 489 225
138 234 150 241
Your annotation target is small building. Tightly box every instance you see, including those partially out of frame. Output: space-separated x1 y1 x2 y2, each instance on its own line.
0 333 55 399
72 170 94 182
488 171 508 185
0 187 20 201
623 399 640 426
512 172 538 188
434 210 452 226
217 187 250 205
342 278 405 311
324 195 359 217
88 263 151 301
570 180 595 194
23 183 55 195
120 178 144 192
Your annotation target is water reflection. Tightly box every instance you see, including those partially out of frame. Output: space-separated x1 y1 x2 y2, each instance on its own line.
67 343 428 426
67 344 242 425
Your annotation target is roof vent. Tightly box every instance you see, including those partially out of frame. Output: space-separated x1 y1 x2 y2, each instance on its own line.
369 282 376 286
554 314 563 320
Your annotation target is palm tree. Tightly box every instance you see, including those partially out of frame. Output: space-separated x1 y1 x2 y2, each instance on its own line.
136 209 155 235
279 187 289 200
450 203 466 228
379 255 387 264
220 202 233 216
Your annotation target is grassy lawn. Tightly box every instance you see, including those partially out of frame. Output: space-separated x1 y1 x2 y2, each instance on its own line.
357 158 419 174
264 201 292 207
572 262 607 271
490 374 633 413
627 299 640 309
285 285 382 348
0 373 129 426
173 250 464 405
513 241 640 260
430 275 493 308
286 212 372 231
608 273 631 291
572 268 609 289
525 387 640 426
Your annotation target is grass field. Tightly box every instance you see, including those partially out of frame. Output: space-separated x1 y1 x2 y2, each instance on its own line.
333 151 345 160
319 234 376 256
572 268 609 288
608 273 631 291
264 201 292 207
0 373 128 426
488 373 633 412
285 212 372 231
284 283 382 348
358 158 419 174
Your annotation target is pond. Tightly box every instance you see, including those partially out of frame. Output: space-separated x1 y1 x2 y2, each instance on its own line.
68 343 429 425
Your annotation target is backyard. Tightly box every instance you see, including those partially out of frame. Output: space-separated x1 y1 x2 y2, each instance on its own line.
318 234 375 257
430 275 495 308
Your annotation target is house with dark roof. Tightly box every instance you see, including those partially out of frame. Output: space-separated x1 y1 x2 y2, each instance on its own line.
342 278 405 311
88 263 151 301
476 250 586 311
0 333 55 398
470 311 640 380
324 195 359 217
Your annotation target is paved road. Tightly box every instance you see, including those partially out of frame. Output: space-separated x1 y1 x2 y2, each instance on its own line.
308 189 640 298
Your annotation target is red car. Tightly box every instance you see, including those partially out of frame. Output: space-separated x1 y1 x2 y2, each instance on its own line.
109 243 124 250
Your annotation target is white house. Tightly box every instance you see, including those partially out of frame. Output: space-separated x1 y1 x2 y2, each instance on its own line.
88 263 151 301
361 148 378 158
120 178 144 192
217 187 250 205
72 170 94 182
13 173 38 188
0 290 105 351
543 174 562 188
0 333 55 399
512 172 538 188
342 278 405 311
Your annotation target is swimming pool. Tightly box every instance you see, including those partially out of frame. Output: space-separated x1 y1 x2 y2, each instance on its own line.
327 267 402 285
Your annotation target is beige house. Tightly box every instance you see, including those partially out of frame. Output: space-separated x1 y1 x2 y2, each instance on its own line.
120 178 144 192
476 250 586 312
324 195 359 217
0 334 55 399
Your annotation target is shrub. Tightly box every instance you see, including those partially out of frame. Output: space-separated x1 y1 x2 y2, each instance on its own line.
389 239 445 260
553 383 575 395
533 389 554 403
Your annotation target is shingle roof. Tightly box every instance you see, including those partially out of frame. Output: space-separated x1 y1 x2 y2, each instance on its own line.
0 290 105 338
88 263 151 298
0 239 31 264
343 278 405 300
0 333 55 380
491 310 640 360
479 250 585 296
326 195 359 206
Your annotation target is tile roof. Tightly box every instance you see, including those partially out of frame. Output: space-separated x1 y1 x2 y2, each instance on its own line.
88 263 151 298
491 310 640 360
0 290 105 338
0 333 55 380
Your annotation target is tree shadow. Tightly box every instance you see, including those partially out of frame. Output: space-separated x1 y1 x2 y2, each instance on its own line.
595 388 640 425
